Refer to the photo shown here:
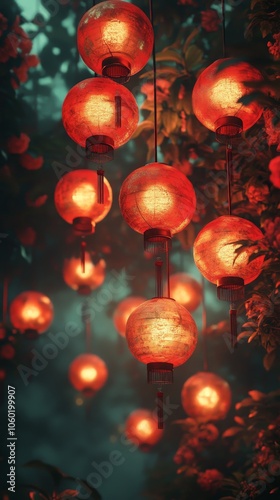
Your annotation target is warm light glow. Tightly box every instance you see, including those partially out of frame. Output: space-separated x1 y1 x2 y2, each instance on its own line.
63 253 106 293
124 409 163 448
86 94 115 126
102 20 129 46
9 291 54 335
210 79 243 115
75 260 94 279
136 419 153 438
72 183 96 211
137 183 175 216
196 386 219 409
113 296 145 337
80 366 97 382
22 304 40 321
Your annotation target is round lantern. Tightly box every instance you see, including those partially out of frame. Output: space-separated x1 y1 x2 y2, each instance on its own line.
54 169 112 234
126 297 198 383
10 291 54 335
181 371 232 421
77 0 154 82
113 296 145 337
62 77 139 162
119 163 196 252
192 58 264 142
164 273 203 312
125 409 163 450
69 353 108 396
63 253 106 295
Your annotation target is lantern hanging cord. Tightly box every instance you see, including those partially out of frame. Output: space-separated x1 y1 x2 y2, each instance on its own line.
155 258 163 298
201 276 209 372
82 299 92 352
221 0 226 58
149 0 158 163
226 143 233 216
165 246 170 298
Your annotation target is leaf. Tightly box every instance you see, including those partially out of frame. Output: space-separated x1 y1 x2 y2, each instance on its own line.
140 67 183 80
263 350 276 371
131 120 154 139
58 489 79 499
24 484 49 499
24 461 71 486
222 427 243 438
184 45 204 71
248 330 259 343
156 49 184 66
77 480 102 500
183 28 200 54
234 416 246 426
248 390 265 401
161 109 179 135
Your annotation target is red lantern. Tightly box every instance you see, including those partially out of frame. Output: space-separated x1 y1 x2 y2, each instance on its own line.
269 156 280 189
125 409 163 450
62 78 139 162
164 273 203 312
63 253 106 295
10 291 54 335
181 372 232 421
69 353 108 396
119 163 196 252
54 169 112 234
113 296 145 337
77 0 154 82
192 58 264 141
126 297 197 383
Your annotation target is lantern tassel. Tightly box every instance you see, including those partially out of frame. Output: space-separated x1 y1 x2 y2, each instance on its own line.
81 239 86 273
97 168 104 204
157 389 164 429
230 303 237 349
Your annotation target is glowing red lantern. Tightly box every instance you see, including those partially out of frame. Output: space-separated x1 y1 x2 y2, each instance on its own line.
69 353 108 396
54 169 112 234
192 58 264 141
181 371 232 421
62 78 139 162
77 0 154 82
119 163 196 252
126 297 197 383
164 273 203 312
10 291 54 335
125 409 163 450
63 253 106 295
113 296 145 337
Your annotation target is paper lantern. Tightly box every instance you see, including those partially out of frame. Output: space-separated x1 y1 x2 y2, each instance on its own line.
125 409 163 450
10 291 53 335
119 163 196 252
181 372 232 421
192 58 263 141
62 78 139 161
54 169 112 234
63 253 106 295
165 273 203 312
126 297 197 383
113 296 145 337
77 0 153 81
69 353 108 396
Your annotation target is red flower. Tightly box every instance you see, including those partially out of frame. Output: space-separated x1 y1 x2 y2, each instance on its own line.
20 153 43 170
201 9 220 32
0 33 19 63
7 133 30 154
13 61 29 85
16 27 32 54
197 469 223 492
267 33 280 60
0 13 8 37
26 193 48 208
245 184 270 205
26 54 40 67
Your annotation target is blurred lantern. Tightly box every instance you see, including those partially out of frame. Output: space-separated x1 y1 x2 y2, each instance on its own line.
126 297 197 428
77 0 154 82
193 215 264 345
10 291 54 335
63 253 106 295
181 371 232 421
119 163 196 253
54 169 112 234
113 296 145 337
192 58 263 142
164 273 203 312
125 409 163 450
62 78 139 163
269 156 280 189
69 353 108 396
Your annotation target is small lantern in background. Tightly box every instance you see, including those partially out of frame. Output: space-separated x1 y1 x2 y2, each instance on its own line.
77 0 154 82
69 353 108 397
181 371 232 421
164 273 202 312
125 409 163 450
113 296 145 337
10 291 54 336
63 253 106 295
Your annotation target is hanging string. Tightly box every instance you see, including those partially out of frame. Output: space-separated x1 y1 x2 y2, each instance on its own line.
97 167 104 204
221 0 226 58
157 389 164 429
81 299 92 352
149 0 158 163
165 246 170 298
201 276 209 372
81 238 86 273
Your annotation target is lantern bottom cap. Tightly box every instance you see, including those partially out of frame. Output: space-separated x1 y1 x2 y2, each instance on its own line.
77 285 92 296
147 362 173 385
144 228 172 255
217 276 244 302
24 328 39 339
86 135 114 163
215 116 243 143
102 56 131 83
73 217 93 235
